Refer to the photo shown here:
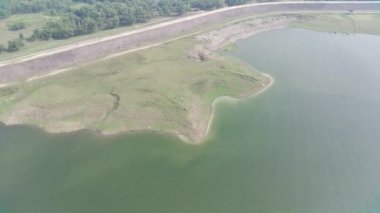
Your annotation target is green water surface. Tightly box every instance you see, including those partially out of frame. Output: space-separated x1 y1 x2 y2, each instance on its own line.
1 28 380 213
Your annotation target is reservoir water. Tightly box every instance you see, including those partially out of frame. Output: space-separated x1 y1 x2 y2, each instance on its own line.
1 28 380 213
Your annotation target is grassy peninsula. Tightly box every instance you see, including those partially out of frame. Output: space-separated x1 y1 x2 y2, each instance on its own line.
0 34 270 143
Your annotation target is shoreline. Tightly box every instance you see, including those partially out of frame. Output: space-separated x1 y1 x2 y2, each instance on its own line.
0 73 274 144
198 73 274 144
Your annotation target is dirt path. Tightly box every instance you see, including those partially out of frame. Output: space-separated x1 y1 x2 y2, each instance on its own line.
0 1 379 84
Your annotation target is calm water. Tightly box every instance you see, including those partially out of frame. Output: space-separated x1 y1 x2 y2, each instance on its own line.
1 28 380 213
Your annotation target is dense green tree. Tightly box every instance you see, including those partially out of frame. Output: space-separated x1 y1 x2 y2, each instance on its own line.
135 6 150 23
158 0 190 16
116 4 136 26
76 17 98 34
11 0 47 14
225 0 250 6
32 28 51 40
74 5 99 19
47 18 75 39
190 0 224 10
175 1 190 15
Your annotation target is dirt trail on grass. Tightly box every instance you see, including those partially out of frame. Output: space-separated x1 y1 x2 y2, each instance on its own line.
0 1 379 85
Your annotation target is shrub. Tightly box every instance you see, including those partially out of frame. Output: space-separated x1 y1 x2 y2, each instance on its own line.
7 38 24 52
7 21 26 31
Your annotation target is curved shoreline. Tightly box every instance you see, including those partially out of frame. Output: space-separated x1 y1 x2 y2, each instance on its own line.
0 67 274 145
196 73 274 144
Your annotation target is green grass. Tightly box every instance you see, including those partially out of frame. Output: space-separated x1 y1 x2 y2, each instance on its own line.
292 13 380 35
0 37 267 142
0 13 52 43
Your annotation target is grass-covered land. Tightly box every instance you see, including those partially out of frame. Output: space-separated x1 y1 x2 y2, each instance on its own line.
0 14 52 42
0 13 53 55
0 36 269 143
292 13 380 35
